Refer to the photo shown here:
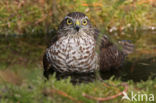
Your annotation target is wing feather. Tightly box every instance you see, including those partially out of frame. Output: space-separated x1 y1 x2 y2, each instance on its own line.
43 35 60 79
94 29 132 71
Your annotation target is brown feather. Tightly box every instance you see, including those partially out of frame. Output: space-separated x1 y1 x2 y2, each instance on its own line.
43 34 60 79
94 29 126 71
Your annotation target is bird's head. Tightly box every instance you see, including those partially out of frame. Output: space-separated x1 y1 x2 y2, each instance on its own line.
58 12 92 35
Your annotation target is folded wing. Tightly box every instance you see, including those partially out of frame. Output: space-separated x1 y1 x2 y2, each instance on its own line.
94 29 134 71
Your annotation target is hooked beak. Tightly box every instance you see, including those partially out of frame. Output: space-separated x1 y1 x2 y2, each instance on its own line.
75 20 80 32
75 25 80 31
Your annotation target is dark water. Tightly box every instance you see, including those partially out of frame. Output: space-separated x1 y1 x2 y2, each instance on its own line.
120 57 156 82
100 56 156 82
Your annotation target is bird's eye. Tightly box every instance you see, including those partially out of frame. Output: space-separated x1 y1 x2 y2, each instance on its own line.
82 19 87 25
66 19 72 25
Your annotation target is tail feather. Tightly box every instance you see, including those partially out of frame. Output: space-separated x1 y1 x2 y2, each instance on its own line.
118 40 134 55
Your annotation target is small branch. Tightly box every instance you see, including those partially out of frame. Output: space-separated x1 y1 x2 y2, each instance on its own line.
82 83 128 101
44 88 83 103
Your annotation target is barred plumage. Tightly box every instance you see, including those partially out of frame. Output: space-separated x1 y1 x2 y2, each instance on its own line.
43 12 134 79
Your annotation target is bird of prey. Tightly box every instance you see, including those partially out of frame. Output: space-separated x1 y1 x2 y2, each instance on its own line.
43 12 134 79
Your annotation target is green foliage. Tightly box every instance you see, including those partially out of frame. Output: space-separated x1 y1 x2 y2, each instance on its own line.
0 0 155 36
0 65 156 103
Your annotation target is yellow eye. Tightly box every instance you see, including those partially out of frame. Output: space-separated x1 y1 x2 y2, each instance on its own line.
82 19 87 25
66 19 72 25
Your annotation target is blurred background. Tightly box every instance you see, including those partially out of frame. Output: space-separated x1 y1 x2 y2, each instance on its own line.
0 0 156 102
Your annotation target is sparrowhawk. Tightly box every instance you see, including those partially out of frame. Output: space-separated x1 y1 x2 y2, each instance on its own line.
43 12 134 79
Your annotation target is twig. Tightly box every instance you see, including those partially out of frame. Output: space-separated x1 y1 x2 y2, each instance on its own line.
82 83 128 101
45 88 83 103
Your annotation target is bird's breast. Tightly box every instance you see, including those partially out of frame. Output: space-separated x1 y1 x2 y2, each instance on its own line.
47 35 98 73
